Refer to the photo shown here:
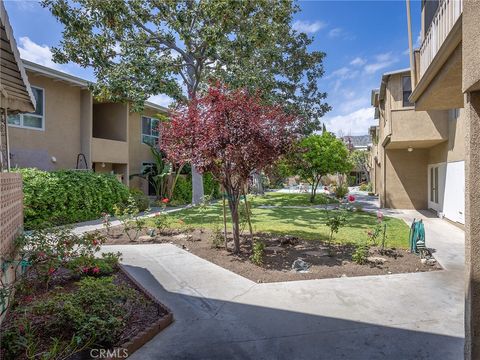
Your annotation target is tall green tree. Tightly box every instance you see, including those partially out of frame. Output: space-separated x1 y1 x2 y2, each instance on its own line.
349 149 371 183
284 133 352 202
43 0 330 203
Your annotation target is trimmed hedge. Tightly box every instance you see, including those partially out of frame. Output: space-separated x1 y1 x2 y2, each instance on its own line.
18 168 129 229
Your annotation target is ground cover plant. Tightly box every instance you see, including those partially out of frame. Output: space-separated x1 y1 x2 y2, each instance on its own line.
0 227 167 360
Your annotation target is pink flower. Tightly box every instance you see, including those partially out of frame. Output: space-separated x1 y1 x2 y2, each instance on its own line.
161 198 170 204
92 239 99 246
348 195 355 202
92 266 100 274
377 211 383 221
48 267 55 275
82 266 89 274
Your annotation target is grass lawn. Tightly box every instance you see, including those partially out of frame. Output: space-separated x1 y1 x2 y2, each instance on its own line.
152 194 411 249
247 192 338 206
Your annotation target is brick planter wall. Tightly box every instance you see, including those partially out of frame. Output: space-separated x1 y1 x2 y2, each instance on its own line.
0 173 23 254
0 172 23 321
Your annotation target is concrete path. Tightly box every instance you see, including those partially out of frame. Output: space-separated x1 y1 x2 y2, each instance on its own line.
71 205 187 234
101 195 465 359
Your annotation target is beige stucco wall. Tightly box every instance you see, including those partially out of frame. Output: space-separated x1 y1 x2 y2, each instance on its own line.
128 107 161 193
390 108 448 147
9 72 82 170
384 149 429 209
92 103 128 141
463 1 480 93
428 109 466 164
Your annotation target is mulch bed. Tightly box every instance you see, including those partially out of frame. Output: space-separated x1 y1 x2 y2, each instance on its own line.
103 226 442 283
0 266 172 360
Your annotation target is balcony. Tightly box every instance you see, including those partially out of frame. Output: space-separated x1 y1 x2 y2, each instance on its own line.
419 0 463 77
411 0 463 111
91 137 128 164
386 109 448 149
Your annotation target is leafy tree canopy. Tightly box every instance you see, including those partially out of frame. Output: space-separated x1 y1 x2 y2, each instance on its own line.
42 0 330 133
283 132 352 201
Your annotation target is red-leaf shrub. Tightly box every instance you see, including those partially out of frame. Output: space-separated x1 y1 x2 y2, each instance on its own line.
162 83 298 253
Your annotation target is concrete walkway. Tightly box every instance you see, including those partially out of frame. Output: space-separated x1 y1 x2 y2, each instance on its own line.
101 195 465 359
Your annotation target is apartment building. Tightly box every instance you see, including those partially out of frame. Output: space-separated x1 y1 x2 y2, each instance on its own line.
7 60 168 195
405 1 480 357
369 67 465 224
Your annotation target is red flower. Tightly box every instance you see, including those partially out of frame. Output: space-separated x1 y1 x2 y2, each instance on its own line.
82 266 89 274
24 295 34 303
92 239 99 246
161 198 170 204
92 266 100 274
348 195 355 202
48 267 55 275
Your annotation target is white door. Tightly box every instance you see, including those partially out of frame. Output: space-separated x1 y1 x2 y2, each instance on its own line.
428 163 446 213
443 161 465 224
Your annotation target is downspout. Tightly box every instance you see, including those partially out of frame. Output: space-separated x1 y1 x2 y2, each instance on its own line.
406 0 417 88
382 136 391 209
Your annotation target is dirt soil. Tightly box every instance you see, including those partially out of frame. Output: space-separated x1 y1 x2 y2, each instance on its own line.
103 226 442 283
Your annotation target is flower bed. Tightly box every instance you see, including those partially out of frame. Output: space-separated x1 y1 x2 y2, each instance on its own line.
0 228 172 359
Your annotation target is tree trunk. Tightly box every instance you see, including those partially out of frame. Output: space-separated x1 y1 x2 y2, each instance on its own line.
243 189 254 243
310 177 320 203
222 191 228 250
186 65 204 206
228 198 241 253
191 167 204 205
253 172 264 195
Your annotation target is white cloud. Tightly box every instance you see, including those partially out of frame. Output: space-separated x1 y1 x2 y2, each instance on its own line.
328 27 343 38
363 52 398 74
18 36 63 70
350 57 366 66
323 107 375 136
292 20 326 34
148 94 173 108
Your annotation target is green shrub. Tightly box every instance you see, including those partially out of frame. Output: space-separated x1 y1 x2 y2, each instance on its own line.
171 176 192 205
204 172 220 199
66 252 121 277
18 168 130 229
250 240 266 265
171 173 220 205
352 242 369 264
334 184 349 199
129 188 150 212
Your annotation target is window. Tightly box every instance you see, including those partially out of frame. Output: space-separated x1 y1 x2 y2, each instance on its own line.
8 87 44 130
141 116 160 146
402 76 413 107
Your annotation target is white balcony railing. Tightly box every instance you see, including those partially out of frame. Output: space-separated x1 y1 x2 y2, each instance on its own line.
419 0 463 77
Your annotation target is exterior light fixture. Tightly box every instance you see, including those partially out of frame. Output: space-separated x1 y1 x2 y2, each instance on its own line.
101 162 106 168
407 147 413 152
51 156 57 163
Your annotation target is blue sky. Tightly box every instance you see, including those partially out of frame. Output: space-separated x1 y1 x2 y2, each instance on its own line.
4 0 421 136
